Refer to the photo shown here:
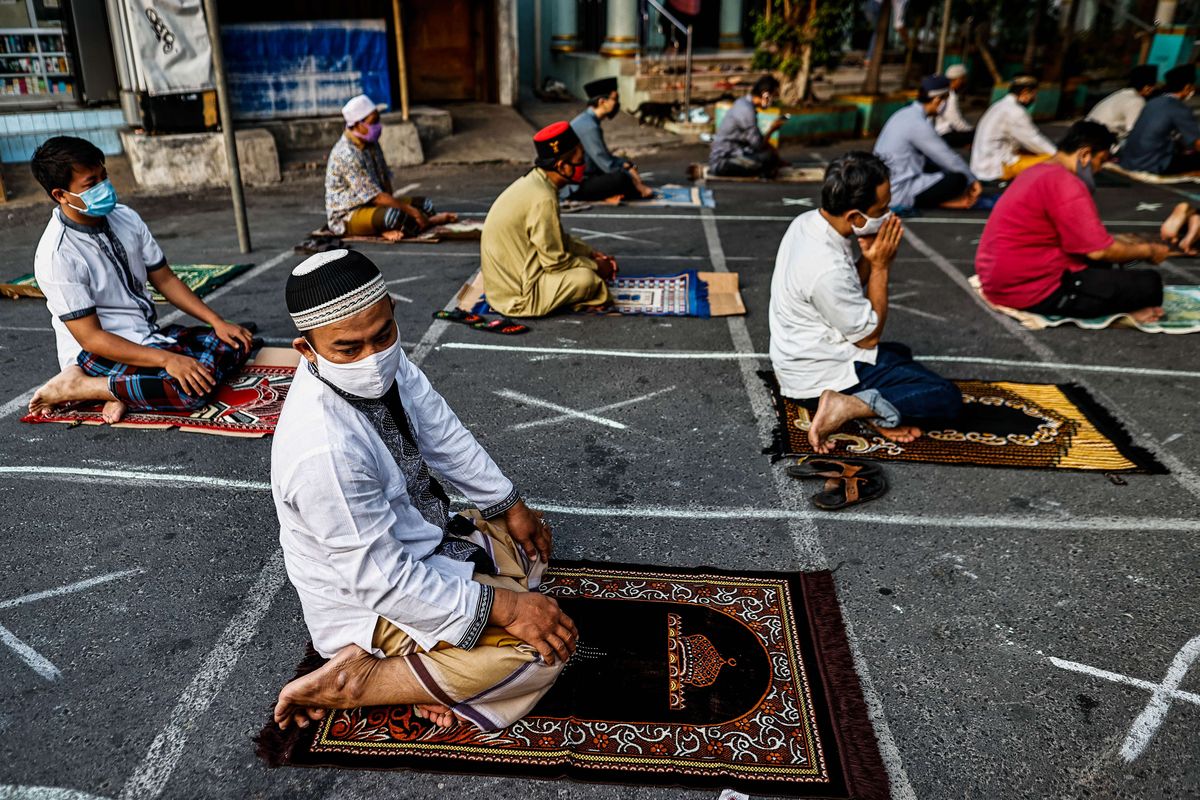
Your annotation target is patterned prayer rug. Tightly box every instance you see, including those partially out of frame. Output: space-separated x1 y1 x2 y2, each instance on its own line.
256 563 890 799
0 263 253 302
21 347 297 438
459 270 746 317
691 163 827 183
313 220 485 245
762 372 1165 473
1102 163 1200 184
969 276 1200 334
621 185 716 208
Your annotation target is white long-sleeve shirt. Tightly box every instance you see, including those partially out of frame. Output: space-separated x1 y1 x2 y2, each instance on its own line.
1086 87 1146 140
271 348 519 658
934 90 973 135
969 93 1057 181
769 210 879 399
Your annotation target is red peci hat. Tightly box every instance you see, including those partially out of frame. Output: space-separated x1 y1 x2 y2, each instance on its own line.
533 121 580 161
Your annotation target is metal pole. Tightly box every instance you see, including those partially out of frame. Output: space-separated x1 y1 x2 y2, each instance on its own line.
684 24 693 122
392 0 410 120
202 0 251 254
533 0 542 89
936 0 952 73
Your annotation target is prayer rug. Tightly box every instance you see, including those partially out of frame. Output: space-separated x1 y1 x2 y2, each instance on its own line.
691 164 826 183
0 263 253 302
969 275 1200 334
1102 163 1200 184
255 562 891 799
310 220 485 246
617 184 715 208
20 347 298 438
761 372 1165 473
457 270 746 318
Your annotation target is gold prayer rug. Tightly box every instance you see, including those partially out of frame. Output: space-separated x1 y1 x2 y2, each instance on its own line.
762 372 1165 473
256 563 890 799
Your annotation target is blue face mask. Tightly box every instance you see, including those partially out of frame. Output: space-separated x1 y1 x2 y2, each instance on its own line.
1078 157 1096 194
66 178 118 217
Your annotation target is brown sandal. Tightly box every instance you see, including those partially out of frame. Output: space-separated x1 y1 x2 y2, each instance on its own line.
810 469 888 511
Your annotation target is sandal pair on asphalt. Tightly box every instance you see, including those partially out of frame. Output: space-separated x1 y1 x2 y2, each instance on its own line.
786 458 888 510
433 309 530 335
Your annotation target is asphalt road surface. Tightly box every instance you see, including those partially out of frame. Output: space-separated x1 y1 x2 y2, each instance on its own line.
0 143 1197 800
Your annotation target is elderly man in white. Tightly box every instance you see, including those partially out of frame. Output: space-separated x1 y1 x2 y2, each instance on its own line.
269 248 575 733
935 63 974 148
970 75 1057 182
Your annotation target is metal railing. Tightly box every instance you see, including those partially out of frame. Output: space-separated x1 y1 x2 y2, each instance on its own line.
638 0 693 120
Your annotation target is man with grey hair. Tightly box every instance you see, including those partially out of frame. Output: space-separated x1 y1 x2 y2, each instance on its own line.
269 249 574 732
935 63 974 148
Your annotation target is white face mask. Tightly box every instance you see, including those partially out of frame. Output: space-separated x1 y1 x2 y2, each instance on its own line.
851 208 893 237
314 337 403 399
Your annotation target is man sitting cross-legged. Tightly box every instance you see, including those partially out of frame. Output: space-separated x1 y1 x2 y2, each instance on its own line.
567 76 655 201
480 121 616 318
976 121 1168 322
325 94 457 242
709 75 787 178
26 136 254 424
271 249 575 732
970 75 1058 183
1118 64 1200 176
769 152 962 454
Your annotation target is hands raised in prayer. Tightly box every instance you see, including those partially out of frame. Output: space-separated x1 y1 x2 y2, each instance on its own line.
859 215 904 271
504 499 552 562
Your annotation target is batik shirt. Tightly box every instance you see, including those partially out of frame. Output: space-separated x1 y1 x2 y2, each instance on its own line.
324 134 393 235
34 205 174 369
271 348 521 659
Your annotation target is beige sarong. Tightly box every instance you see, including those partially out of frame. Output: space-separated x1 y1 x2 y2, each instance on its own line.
371 510 564 730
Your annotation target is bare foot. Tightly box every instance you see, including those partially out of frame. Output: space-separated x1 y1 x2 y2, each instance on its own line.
381 229 406 242
28 366 111 418
274 645 378 730
427 212 457 226
1161 202 1190 243
1180 214 1200 254
414 703 457 728
101 399 127 424
808 390 873 454
870 423 922 443
1130 306 1165 323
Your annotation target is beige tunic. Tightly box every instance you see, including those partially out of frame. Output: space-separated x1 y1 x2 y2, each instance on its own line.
480 169 609 317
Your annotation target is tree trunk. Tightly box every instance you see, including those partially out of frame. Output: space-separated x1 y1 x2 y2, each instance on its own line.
1022 0 1043 74
1045 0 1079 83
863 0 890 94
974 26 1003 84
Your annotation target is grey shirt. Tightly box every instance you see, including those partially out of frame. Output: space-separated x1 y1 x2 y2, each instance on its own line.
570 107 624 176
710 95 766 167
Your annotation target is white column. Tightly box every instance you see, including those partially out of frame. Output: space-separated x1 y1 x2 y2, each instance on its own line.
551 0 579 53
600 0 638 58
719 0 744 50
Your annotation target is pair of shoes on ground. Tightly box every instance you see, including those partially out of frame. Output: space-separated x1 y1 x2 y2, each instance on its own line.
433 309 529 335
786 457 887 510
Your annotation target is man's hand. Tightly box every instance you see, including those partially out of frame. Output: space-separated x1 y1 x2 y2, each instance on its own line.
593 252 618 281
490 589 577 665
504 499 552 562
859 214 904 270
1146 242 1170 264
403 204 428 230
767 117 786 134
211 319 254 352
164 353 216 398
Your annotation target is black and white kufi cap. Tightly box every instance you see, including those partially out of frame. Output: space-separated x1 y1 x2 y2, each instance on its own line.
286 249 388 330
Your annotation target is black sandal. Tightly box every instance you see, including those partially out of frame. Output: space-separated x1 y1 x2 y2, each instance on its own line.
433 309 485 325
471 318 530 335
786 458 882 480
810 471 888 511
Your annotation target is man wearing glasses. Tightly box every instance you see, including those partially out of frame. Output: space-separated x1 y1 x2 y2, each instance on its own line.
480 122 617 318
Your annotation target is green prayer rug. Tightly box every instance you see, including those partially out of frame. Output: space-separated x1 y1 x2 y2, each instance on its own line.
0 263 254 303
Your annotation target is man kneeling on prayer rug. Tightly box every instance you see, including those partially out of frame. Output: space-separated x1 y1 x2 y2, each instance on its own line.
479 122 616 317
271 249 575 732
769 152 962 453
27 136 254 424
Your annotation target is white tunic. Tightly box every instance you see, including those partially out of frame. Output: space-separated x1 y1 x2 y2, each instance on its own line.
769 210 878 400
934 90 973 135
34 205 172 369
969 93 1058 181
271 350 519 659
1086 87 1146 140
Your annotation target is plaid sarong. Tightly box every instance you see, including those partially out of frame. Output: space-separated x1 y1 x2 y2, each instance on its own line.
78 324 249 411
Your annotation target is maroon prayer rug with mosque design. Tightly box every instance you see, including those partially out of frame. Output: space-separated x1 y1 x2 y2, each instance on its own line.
256 562 891 799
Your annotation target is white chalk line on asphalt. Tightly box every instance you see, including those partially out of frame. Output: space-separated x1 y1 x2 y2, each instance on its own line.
115 273 463 800
0 249 296 426
698 195 918 800
0 569 143 610
904 227 1200 504
436 342 1200 380
0 623 61 681
4 466 1195 531
464 210 1166 226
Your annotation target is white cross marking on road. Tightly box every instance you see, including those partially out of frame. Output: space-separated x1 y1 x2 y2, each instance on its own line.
495 386 677 431
1048 634 1200 761
782 197 814 207
0 569 143 681
1137 202 1163 212
571 227 661 245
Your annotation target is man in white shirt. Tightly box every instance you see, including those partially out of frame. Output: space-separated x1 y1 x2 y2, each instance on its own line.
1087 65 1158 142
26 136 254 424
935 64 974 148
769 152 962 454
970 76 1058 182
270 249 575 733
